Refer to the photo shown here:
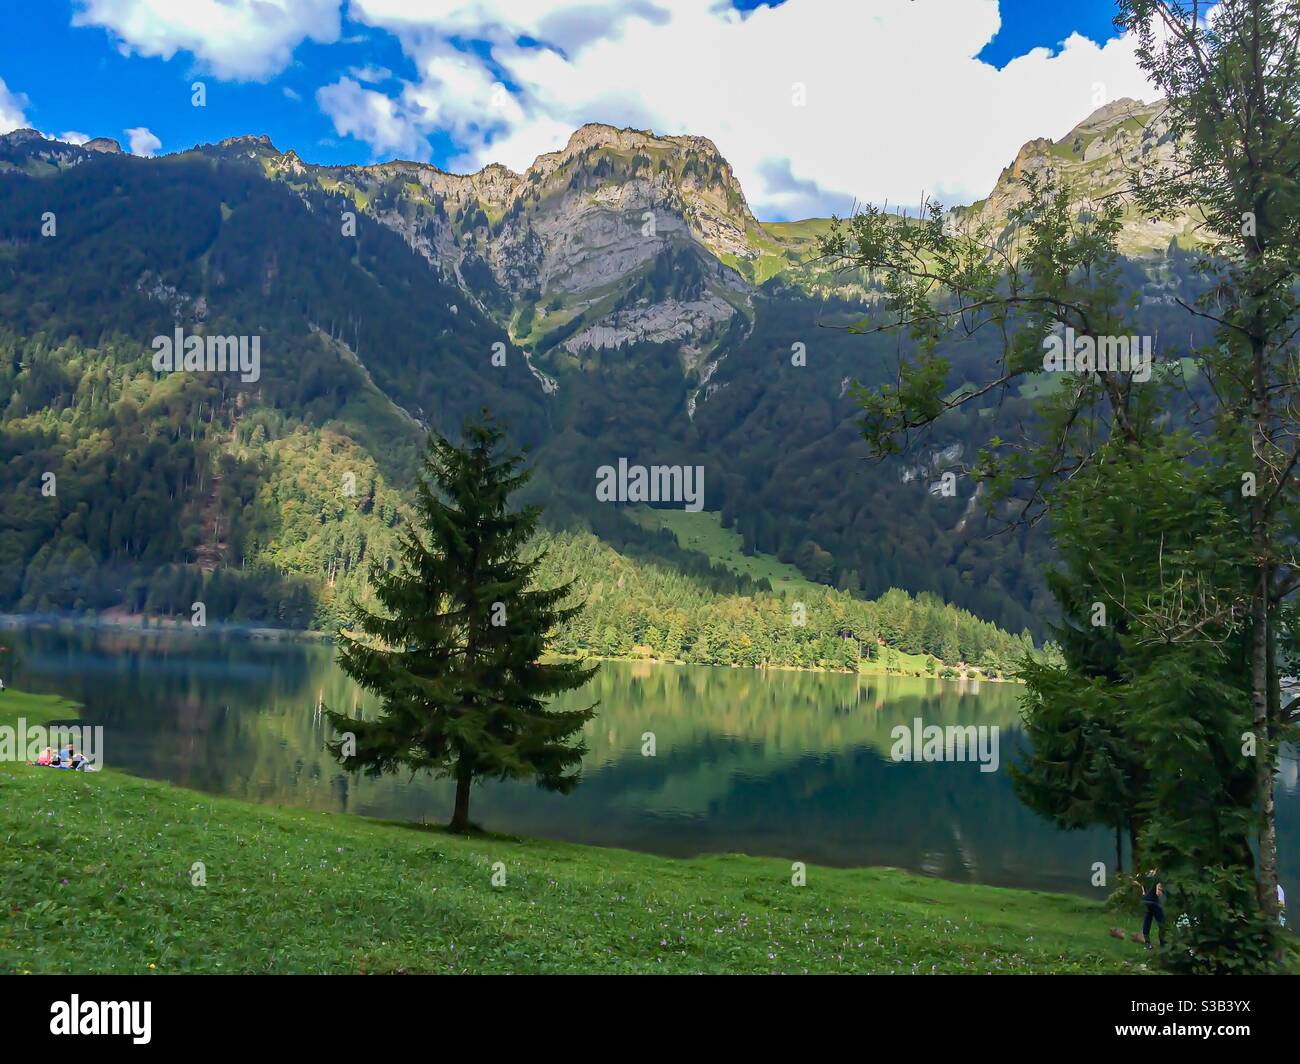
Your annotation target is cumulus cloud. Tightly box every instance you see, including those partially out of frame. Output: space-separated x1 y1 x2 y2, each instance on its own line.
316 76 433 161
318 36 540 166
72 0 341 81
348 0 662 54
125 126 161 156
341 0 1157 218
59 131 91 144
0 76 30 133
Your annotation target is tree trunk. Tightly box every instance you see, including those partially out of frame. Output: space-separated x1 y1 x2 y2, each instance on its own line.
449 760 472 833
1115 823 1124 876
1250 329 1280 918
1252 572 1279 915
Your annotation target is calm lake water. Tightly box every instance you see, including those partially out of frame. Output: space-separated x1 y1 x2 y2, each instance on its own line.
6 624 1297 899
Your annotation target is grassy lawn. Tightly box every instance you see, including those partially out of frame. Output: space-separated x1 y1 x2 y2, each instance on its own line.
860 646 941 678
0 762 1144 974
0 688 83 727
0 691 1143 975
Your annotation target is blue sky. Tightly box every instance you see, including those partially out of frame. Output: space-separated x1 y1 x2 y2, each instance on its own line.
0 1 1148 219
975 0 1123 67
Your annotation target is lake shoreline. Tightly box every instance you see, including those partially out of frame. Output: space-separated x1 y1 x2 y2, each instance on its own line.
0 613 1019 684
0 612 331 643
545 651 1021 684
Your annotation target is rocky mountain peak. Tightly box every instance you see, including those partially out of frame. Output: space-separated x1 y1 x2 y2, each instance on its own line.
0 128 122 166
523 123 754 220
543 122 725 166
953 97 1185 255
215 134 279 154
1075 97 1158 131
1 128 48 146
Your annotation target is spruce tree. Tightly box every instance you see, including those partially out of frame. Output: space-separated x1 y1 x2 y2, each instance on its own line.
325 414 597 832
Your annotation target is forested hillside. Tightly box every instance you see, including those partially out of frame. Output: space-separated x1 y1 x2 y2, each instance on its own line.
543 530 1035 672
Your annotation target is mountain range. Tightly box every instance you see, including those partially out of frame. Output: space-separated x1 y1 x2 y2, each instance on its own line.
0 97 1209 636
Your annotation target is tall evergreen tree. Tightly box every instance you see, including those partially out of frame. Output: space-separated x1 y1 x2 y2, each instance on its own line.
1012 447 1147 872
325 414 597 832
1119 0 1300 923
1018 429 1274 970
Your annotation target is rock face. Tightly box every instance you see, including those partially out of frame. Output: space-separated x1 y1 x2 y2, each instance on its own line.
563 293 737 354
84 137 122 154
952 98 1190 254
370 123 755 291
243 122 769 376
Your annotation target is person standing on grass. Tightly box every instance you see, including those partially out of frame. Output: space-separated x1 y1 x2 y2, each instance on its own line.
1140 868 1165 949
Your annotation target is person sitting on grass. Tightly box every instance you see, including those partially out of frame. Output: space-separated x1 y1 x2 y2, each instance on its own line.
1139 868 1165 949
30 743 92 770
57 742 91 770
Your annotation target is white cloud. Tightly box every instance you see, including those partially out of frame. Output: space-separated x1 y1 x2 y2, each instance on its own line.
0 76 30 133
125 126 161 156
316 77 431 160
60 131 91 144
72 0 341 81
317 37 533 165
347 0 662 54
342 0 1157 217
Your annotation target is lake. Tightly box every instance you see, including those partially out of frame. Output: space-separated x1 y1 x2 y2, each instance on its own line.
5 623 1297 899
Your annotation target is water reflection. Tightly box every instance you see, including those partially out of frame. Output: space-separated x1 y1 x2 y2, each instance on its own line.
7 624 1296 900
